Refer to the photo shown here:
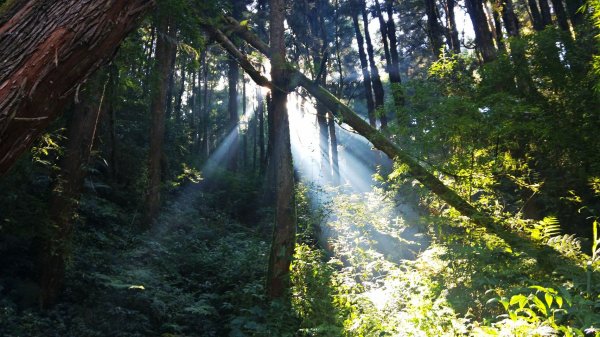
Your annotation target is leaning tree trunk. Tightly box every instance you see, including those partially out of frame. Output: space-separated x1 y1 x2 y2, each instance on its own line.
40 85 106 308
0 0 154 176
144 13 176 226
265 0 296 300
209 18 594 281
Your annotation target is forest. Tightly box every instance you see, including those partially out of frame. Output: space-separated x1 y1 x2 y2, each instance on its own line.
0 0 600 335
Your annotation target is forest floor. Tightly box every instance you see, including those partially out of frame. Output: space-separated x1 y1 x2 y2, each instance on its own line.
1 175 599 336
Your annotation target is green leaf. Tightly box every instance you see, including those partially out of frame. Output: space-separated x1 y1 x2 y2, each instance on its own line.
545 292 553 308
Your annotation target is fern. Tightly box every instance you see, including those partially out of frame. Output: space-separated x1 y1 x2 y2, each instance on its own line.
547 234 582 258
530 216 561 242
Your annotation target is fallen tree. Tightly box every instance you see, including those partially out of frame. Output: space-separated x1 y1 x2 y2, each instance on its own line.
0 0 154 175
205 17 590 276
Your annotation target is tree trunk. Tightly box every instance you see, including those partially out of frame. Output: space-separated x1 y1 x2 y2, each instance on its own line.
40 82 107 308
327 111 340 185
444 0 462 53
424 0 445 56
500 0 521 37
0 0 153 176
465 0 497 62
352 11 376 127
527 0 545 30
361 0 387 128
144 13 175 226
384 0 406 123
538 0 553 27
374 0 392 70
266 0 296 300
550 0 570 32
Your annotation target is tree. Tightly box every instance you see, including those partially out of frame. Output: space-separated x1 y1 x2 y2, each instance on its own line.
351 8 377 127
465 0 497 62
265 0 296 299
39 84 107 308
361 0 387 128
0 0 153 175
144 11 176 226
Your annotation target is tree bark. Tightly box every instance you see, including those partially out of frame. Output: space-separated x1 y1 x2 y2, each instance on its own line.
144 13 175 226
373 0 392 70
384 1 406 123
444 0 462 53
527 0 545 30
424 0 445 56
40 83 107 308
352 10 376 127
0 0 154 176
361 0 387 128
465 0 497 62
266 0 296 299
538 0 553 27
550 0 570 32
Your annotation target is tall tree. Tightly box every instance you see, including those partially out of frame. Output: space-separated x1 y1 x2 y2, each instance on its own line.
351 9 377 127
40 83 107 308
465 0 497 62
361 0 387 128
423 0 445 56
0 0 153 175
384 0 406 122
266 0 296 299
444 0 461 53
144 13 176 226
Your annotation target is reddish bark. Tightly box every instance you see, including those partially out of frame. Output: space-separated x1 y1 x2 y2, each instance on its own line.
0 0 153 175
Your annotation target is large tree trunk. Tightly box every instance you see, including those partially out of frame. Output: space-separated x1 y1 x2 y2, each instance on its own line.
40 83 106 308
361 0 387 128
373 0 392 70
351 11 377 127
265 0 296 300
527 0 545 30
0 0 153 176
144 13 176 226
208 19 591 280
465 0 497 62
444 0 462 53
424 0 445 56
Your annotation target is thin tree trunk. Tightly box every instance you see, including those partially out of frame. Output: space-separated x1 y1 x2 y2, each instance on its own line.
40 80 107 308
266 0 296 300
500 0 521 37
327 111 340 185
144 13 176 226
384 1 406 123
374 0 392 69
0 0 154 176
258 86 266 172
352 11 376 127
361 0 387 128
